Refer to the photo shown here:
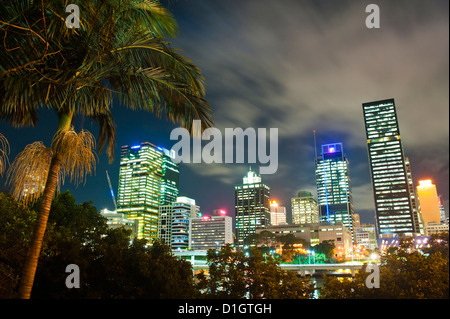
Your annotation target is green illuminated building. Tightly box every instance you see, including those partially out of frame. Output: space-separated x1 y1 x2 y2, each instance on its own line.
116 142 179 241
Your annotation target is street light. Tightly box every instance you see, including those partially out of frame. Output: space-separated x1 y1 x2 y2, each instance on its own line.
307 250 315 264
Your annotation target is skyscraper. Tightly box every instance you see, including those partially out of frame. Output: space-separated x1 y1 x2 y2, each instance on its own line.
116 142 179 241
416 180 441 226
269 200 287 226
405 157 424 234
315 143 355 241
157 196 200 250
291 191 319 224
362 98 416 238
235 168 270 247
171 196 200 250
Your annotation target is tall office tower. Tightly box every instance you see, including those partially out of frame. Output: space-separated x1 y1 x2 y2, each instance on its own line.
416 180 441 226
116 142 179 241
363 98 416 238
171 196 200 250
315 143 355 242
190 214 233 250
291 191 319 224
235 168 270 247
269 200 287 225
405 157 424 234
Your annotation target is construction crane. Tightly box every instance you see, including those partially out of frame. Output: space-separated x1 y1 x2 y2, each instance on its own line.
106 170 117 211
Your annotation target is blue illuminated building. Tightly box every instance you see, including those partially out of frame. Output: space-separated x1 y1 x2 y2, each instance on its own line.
315 143 356 242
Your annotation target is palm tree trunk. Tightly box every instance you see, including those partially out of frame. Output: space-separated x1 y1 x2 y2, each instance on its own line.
17 111 73 299
17 153 63 299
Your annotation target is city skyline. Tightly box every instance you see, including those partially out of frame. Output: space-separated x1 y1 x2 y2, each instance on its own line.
0 0 448 227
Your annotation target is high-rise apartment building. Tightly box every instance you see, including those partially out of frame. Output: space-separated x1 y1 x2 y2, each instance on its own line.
363 98 416 238
416 180 441 226
116 142 179 241
315 143 355 241
157 196 200 250
172 197 200 250
235 168 270 247
269 200 287 226
291 191 319 224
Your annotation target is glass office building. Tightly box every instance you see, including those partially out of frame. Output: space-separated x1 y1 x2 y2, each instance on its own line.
315 143 355 242
291 191 319 224
235 168 270 247
116 142 179 241
362 98 416 238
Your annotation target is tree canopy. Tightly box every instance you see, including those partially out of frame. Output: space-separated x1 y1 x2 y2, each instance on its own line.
0 191 197 298
320 235 449 299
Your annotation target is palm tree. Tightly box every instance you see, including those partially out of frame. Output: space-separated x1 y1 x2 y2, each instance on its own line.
0 133 9 175
0 0 213 298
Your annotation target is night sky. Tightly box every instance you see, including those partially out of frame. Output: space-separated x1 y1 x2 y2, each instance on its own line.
1 0 448 225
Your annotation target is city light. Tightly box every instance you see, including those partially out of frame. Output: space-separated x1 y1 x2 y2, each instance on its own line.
418 179 433 187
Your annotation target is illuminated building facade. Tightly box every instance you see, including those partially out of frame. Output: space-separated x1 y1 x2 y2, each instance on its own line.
315 143 355 242
416 180 441 226
100 208 138 239
235 168 270 247
190 213 233 250
405 157 424 234
116 142 179 241
269 200 287 225
157 196 200 250
363 98 416 238
171 197 200 250
291 191 319 224
439 196 447 225
355 224 378 251
256 222 353 257
157 204 174 245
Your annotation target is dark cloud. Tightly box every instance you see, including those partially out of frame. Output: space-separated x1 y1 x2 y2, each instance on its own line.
1 1 448 225
169 0 449 222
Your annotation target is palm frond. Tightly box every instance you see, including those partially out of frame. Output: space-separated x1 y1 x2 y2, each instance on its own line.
1 0 213 162
0 133 10 175
52 128 97 187
6 142 53 204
